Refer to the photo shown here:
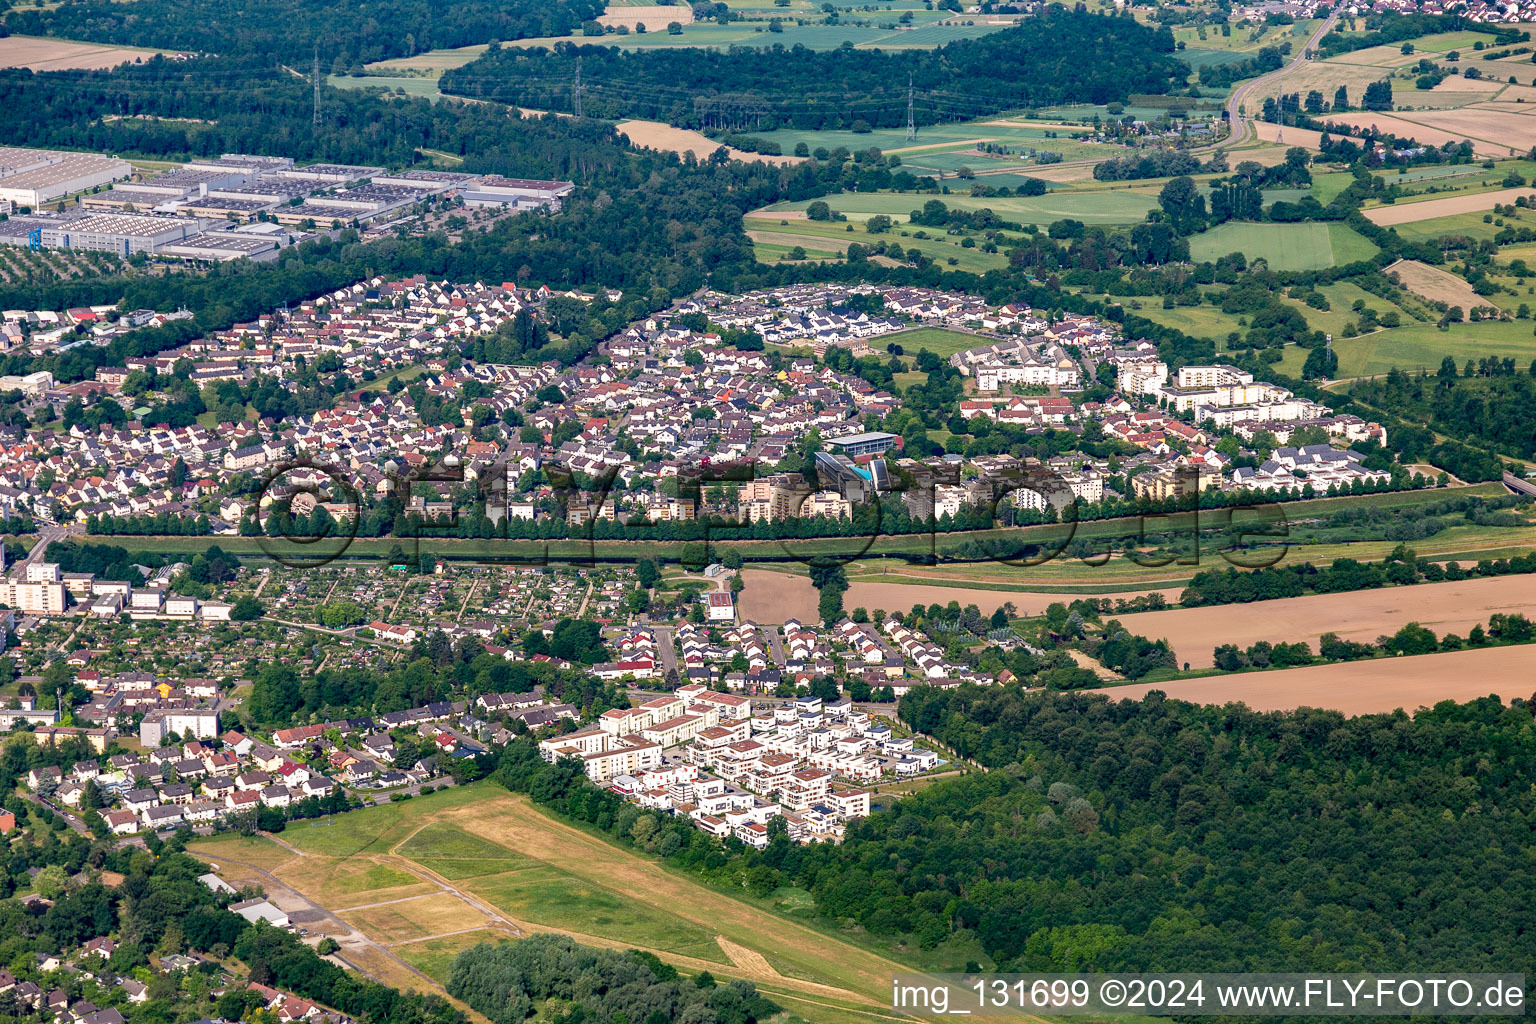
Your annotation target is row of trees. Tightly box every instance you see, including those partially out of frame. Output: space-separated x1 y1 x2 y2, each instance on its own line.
4 0 606 65
1214 611 1534 670
1181 537 1536 606
440 10 1186 130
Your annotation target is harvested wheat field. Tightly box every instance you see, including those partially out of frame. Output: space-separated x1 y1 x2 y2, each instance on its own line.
735 569 818 623
616 118 801 165
597 4 692 27
1019 162 1098 182
1366 186 1536 225
1383 258 1488 309
734 567 1182 623
0 36 167 71
1322 112 1515 156
1117 574 1536 669
1403 107 1536 150
1250 121 1330 150
843 580 1183 618
1093 643 1536 716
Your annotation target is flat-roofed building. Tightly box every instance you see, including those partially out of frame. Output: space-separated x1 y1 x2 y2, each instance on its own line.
0 148 131 207
823 430 899 459
38 213 200 256
370 169 482 192
159 231 278 262
274 163 384 184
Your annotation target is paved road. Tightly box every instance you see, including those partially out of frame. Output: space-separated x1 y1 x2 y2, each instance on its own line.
17 523 81 572
1222 10 1340 148
651 625 681 681
764 624 787 668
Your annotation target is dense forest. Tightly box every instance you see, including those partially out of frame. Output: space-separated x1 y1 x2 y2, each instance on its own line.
1350 364 1536 461
3 0 605 66
448 937 779 1024
504 689 1536 976
439 10 1185 130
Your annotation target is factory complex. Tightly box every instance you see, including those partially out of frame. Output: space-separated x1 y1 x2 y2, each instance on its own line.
0 147 575 261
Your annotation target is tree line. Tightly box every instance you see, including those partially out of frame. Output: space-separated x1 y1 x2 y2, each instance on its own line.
448 936 779 1024
438 10 1186 131
502 686 1536 976
1213 611 1534 670
4 0 605 66
1182 537 1536 607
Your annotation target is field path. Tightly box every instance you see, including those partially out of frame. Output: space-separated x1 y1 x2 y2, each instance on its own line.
190 839 481 1018
429 793 1048 1024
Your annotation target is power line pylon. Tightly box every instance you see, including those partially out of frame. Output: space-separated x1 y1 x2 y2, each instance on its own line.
905 73 916 142
573 56 583 118
313 43 322 129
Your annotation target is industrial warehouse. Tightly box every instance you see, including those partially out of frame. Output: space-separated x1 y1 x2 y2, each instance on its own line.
0 146 130 207
1 148 574 261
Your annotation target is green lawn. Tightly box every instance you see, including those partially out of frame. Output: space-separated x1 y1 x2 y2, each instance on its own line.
1187 221 1379 270
1390 210 1521 246
764 187 1159 226
466 865 730 962
752 120 1091 159
1282 317 1536 377
881 326 988 357
746 214 1008 272
1118 301 1248 341
396 822 530 877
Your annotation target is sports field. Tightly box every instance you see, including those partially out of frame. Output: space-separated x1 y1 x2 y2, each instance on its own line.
881 326 990 357
188 785 1017 1024
1187 222 1379 270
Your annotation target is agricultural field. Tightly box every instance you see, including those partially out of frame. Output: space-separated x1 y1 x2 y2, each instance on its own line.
1384 258 1488 309
1365 185 1536 225
748 119 1103 172
190 785 988 1024
373 7 1013 59
759 186 1160 226
617 119 801 164
1280 318 1536 377
744 213 1009 272
1118 573 1536 668
0 35 168 71
1186 221 1380 270
1095 642 1536 715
